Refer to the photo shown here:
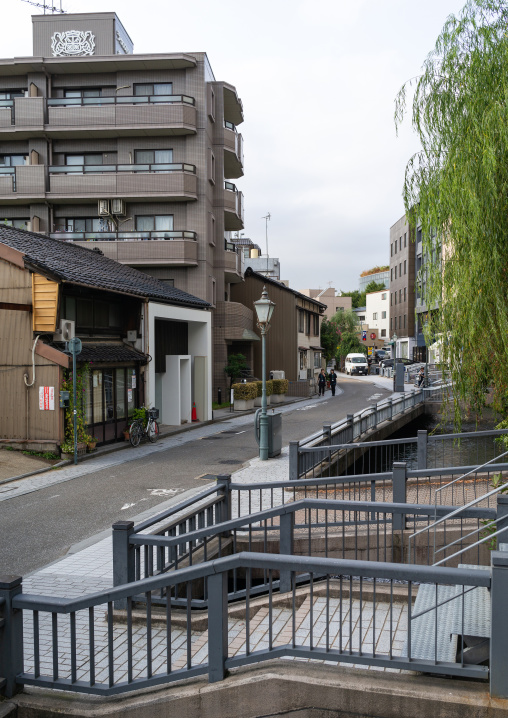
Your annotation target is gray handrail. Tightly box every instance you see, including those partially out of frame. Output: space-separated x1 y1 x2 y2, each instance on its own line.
434 449 508 502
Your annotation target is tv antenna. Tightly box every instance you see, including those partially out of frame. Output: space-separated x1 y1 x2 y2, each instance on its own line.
262 212 270 273
21 0 67 13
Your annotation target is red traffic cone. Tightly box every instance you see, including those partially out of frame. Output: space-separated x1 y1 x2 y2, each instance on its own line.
191 401 198 422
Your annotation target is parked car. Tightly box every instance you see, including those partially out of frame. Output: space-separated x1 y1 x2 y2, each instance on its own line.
380 357 416 369
374 349 387 363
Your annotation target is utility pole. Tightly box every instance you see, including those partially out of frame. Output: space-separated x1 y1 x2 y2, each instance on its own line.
262 213 270 275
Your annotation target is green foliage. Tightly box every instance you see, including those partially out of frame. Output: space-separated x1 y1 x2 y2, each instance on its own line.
224 353 250 391
364 280 387 295
22 449 59 460
339 289 364 309
395 0 508 422
232 382 257 401
212 401 231 410
480 473 508 549
254 380 273 397
60 441 75 454
132 407 147 427
320 318 341 363
272 379 289 394
61 364 92 445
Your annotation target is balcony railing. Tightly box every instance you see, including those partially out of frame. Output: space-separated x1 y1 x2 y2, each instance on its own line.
47 94 195 107
50 230 197 242
48 163 196 175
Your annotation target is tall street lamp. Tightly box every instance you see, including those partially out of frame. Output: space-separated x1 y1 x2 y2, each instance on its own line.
253 286 275 460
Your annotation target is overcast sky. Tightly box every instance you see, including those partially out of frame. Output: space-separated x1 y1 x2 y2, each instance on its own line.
4 0 466 292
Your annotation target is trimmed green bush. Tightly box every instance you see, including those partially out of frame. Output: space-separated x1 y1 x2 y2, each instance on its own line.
255 381 263 397
266 380 273 397
255 380 274 397
272 379 289 395
233 382 258 400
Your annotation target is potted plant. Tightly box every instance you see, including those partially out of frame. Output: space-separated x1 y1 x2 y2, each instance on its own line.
271 379 289 404
59 441 74 460
86 436 98 452
233 381 257 411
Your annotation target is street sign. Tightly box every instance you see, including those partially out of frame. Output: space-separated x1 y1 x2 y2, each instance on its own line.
66 337 82 355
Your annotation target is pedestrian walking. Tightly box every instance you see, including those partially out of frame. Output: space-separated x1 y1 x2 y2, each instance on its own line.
417 366 425 388
318 369 327 396
329 369 337 396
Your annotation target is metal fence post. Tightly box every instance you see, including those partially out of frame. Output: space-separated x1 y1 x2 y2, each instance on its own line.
371 405 378 429
392 462 407 531
417 430 428 470
279 511 294 593
0 576 23 698
216 475 232 524
323 423 332 446
388 399 393 421
207 570 228 683
346 414 354 442
490 545 508 698
112 521 135 610
289 441 300 481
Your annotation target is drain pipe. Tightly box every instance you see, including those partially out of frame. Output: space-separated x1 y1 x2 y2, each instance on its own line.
24 335 40 441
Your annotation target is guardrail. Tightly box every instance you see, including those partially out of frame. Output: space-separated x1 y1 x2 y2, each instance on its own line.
3 551 501 698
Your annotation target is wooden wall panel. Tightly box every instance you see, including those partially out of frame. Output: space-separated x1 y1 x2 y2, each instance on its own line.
0 364 62 440
32 273 59 333
0 260 31 305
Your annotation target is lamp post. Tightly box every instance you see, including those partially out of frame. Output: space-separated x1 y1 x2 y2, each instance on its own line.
253 286 275 460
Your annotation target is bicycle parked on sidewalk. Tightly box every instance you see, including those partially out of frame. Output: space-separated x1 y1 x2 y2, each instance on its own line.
129 407 160 447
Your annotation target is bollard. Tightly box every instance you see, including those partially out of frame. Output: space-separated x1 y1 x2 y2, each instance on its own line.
0 576 23 698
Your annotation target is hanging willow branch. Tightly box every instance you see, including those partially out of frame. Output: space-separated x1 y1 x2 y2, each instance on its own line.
395 0 508 424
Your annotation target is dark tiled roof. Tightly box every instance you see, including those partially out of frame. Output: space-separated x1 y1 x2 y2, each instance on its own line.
51 341 149 364
0 225 209 309
244 267 326 309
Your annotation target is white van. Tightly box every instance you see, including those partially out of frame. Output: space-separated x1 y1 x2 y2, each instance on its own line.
345 353 369 376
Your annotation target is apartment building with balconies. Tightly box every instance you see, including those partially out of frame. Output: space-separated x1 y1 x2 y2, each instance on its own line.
389 214 416 359
0 11 245 395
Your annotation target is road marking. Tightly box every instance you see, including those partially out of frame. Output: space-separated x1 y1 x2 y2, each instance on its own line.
367 393 383 401
147 488 183 497
235 430 247 435
121 502 136 510
297 405 319 411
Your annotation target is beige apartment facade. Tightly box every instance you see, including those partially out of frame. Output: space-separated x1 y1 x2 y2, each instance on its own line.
299 288 352 320
0 11 244 395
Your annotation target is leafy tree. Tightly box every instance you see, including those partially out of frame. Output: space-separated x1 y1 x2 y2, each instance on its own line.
332 309 364 368
320 318 341 364
340 282 386 309
364 280 387 296
395 0 508 421
224 353 249 392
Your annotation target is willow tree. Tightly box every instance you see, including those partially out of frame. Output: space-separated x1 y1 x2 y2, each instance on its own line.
395 0 508 422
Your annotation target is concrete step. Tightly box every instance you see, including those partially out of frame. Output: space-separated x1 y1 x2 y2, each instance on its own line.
0 702 17 718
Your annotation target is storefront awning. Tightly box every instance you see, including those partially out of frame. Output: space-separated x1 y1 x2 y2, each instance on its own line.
310 346 324 351
298 346 309 352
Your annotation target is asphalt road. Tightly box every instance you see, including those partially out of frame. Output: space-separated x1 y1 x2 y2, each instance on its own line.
0 376 391 576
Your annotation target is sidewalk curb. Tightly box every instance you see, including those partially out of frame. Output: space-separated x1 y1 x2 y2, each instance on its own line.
0 396 309 487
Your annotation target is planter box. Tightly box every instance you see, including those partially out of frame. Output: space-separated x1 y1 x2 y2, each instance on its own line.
270 393 286 404
254 395 271 407
234 398 255 411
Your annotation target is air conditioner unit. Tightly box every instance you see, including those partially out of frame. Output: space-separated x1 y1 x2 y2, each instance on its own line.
111 198 126 215
98 199 110 216
126 330 137 342
53 319 75 342
270 370 285 380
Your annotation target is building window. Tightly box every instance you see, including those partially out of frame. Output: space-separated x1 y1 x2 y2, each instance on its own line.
134 149 173 165
372 312 378 320
313 314 319 336
394 293 397 305
391 243 393 256
404 260 407 275
390 318 393 332
390 268 393 281
55 217 111 233
394 267 397 280
2 218 29 228
65 153 104 166
394 316 397 330
64 88 102 98
314 352 321 368
399 237 402 250
135 215 174 231
404 287 407 301
399 263 402 276
134 83 173 96
381 329 386 337
298 310 305 333
399 289 402 302
390 294 393 306
358 315 365 321
381 293 387 300
300 351 307 370
404 232 407 247
306 312 311 335
0 154 27 166
381 311 386 319
404 314 407 328
0 89 24 99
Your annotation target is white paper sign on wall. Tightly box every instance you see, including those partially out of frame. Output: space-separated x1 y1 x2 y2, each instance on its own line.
39 386 55 410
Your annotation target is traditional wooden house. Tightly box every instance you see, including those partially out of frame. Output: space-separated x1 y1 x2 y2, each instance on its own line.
0 225 211 449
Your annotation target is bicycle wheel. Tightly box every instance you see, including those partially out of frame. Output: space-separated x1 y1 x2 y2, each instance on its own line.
129 420 142 447
147 420 159 443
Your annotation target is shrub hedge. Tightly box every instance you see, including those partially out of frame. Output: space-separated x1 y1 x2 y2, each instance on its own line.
272 379 289 394
255 380 274 397
233 382 258 400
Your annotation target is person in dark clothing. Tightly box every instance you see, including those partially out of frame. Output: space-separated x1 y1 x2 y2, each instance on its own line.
329 369 337 396
318 369 327 396
417 366 425 387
